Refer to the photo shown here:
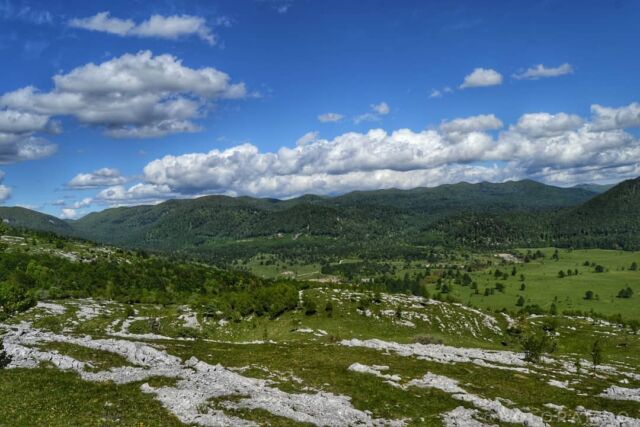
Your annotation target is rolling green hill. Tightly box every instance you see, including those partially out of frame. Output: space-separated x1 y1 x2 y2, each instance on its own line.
554 176 640 250
0 207 74 236
330 179 599 215
4 178 637 262
69 180 598 248
430 177 640 250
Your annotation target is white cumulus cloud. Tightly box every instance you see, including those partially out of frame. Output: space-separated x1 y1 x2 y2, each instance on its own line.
69 12 216 45
0 170 10 203
590 102 640 131
0 109 59 163
67 168 127 189
318 113 344 123
513 112 583 137
440 114 503 134
0 51 246 138
354 102 391 124
60 208 79 219
514 63 573 80
371 102 390 115
460 68 503 88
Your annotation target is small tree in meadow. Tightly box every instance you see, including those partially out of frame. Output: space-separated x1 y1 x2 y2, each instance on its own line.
516 295 525 307
617 287 634 299
324 301 334 318
584 290 594 300
590 339 603 373
303 297 317 316
522 334 556 362
0 342 11 369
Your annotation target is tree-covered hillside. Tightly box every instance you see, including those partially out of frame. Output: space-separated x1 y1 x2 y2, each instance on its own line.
554 177 640 250
4 178 638 262
65 180 599 254
0 207 74 236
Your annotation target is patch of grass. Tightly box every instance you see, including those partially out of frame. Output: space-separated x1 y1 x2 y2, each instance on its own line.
431 248 640 321
0 368 182 426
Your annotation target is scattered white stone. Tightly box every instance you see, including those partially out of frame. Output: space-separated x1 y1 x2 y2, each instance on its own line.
35 302 67 315
408 373 545 427
453 304 502 335
599 385 640 402
73 300 111 321
441 406 495 427
106 316 191 341
576 406 640 426
396 319 416 328
543 403 564 411
294 328 327 337
547 379 573 390
501 312 516 329
348 363 401 387
340 339 530 373
177 306 200 329
2 322 403 427
495 253 519 263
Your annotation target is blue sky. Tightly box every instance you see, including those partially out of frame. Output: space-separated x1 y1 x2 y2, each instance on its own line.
0 0 639 218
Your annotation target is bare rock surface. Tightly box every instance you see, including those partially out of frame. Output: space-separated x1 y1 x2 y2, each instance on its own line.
1 321 403 427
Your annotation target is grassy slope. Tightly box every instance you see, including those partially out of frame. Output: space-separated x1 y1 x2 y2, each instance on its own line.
2 290 640 426
434 248 640 320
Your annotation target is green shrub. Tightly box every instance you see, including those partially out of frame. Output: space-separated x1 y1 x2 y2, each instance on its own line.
412 334 443 345
324 301 334 317
0 342 11 369
617 287 634 299
522 334 556 362
0 282 36 320
303 297 317 316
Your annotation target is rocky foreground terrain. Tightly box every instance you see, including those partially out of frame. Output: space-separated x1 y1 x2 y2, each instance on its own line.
2 290 640 426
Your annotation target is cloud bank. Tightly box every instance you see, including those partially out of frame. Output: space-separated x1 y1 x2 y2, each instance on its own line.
91 102 640 205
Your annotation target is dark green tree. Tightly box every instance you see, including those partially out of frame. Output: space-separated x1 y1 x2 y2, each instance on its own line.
0 342 11 369
591 340 603 373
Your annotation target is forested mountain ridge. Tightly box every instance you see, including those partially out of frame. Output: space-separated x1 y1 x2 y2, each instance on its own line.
430 177 640 250
554 176 640 250
2 178 638 262
0 207 74 236
68 179 599 245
